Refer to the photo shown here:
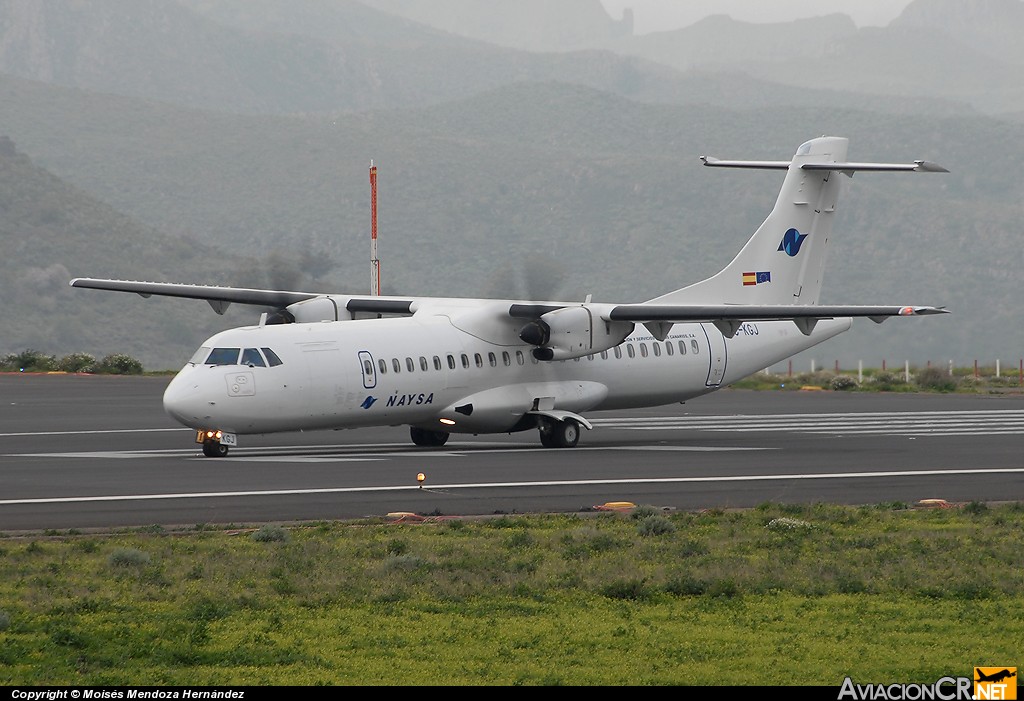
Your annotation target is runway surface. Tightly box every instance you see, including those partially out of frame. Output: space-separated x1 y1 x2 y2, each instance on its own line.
2 373 1023 531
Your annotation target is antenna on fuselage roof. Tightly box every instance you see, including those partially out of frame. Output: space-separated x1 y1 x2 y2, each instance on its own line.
370 160 380 297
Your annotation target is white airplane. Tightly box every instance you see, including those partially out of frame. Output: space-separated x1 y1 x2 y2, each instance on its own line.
72 136 948 457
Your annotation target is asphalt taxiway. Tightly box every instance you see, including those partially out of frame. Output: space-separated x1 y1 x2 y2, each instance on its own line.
1 374 1022 531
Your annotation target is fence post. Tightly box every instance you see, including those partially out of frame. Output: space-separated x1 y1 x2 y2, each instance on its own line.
858 360 863 384
948 359 953 376
996 359 1000 378
904 360 910 384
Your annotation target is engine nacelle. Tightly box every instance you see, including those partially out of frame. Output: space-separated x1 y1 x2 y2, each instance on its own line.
520 305 633 361
285 296 352 323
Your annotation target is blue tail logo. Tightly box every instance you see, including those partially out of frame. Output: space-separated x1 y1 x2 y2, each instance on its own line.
360 396 378 410
778 228 808 257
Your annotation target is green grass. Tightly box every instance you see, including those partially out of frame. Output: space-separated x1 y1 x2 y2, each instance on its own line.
1 503 1022 685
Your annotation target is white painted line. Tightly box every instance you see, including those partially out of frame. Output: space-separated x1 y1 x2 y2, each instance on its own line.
0 428 187 438
7 444 771 461
3 467 1024 506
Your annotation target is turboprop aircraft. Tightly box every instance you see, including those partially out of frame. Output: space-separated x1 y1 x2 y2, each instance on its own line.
72 136 948 457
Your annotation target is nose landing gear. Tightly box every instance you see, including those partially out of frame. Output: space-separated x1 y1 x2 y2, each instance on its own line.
196 429 235 457
202 440 229 458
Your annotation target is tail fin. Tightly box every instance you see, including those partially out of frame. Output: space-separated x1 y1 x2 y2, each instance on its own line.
649 136 946 307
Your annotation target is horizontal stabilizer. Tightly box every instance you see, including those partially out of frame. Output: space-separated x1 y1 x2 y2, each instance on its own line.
701 156 948 173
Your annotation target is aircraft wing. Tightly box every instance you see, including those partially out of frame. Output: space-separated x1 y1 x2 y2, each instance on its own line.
69 278 422 317
604 304 948 338
70 278 320 314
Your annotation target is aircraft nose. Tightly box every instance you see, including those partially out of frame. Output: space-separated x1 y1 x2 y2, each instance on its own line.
163 370 208 427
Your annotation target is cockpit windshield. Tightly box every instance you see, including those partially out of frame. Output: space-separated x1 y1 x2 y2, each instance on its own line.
190 346 284 367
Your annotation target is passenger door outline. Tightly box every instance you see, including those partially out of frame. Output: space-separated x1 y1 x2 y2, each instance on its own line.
358 350 376 389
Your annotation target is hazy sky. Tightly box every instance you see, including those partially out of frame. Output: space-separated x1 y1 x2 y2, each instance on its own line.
599 0 916 34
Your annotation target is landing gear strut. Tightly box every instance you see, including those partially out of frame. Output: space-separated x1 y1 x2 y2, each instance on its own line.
538 417 580 448
410 427 450 447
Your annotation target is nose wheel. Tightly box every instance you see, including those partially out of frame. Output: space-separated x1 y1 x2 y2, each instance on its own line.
538 417 580 448
202 440 229 458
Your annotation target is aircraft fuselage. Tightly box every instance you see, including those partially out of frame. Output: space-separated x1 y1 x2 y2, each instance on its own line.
163 314 851 437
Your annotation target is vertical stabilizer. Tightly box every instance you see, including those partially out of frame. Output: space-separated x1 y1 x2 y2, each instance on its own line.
650 136 849 307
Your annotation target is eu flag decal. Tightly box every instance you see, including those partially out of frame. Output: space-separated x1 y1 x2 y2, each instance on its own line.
742 271 771 286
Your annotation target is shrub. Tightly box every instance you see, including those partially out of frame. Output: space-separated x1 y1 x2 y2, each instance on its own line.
830 375 858 391
637 515 676 536
963 501 989 516
765 517 814 532
0 610 9 631
97 353 144 375
1 349 56 372
601 578 650 600
629 504 662 520
108 548 150 568
871 372 905 391
251 525 289 542
915 367 958 392
57 352 97 373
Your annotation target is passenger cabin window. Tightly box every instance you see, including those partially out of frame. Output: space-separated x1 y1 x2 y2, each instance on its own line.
393 358 401 373
516 351 525 366
448 355 456 370
639 343 648 358
363 359 373 376
241 348 266 367
461 354 470 369
614 346 622 359
691 340 700 355
433 356 442 371
665 342 674 357
205 348 240 365
378 358 387 375
406 357 415 372
503 351 511 366
653 343 661 357
420 356 428 372
678 341 687 356
475 353 483 368
488 352 497 368
627 344 635 359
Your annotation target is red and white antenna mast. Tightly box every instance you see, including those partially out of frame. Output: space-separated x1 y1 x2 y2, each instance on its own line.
369 160 380 296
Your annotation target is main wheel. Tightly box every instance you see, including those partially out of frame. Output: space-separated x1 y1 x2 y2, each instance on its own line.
202 440 229 458
410 427 450 447
555 418 580 448
538 418 580 448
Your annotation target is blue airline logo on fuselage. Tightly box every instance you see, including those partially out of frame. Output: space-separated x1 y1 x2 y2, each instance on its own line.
360 396 378 409
778 228 808 256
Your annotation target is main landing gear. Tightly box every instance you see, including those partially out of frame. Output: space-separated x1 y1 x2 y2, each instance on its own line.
537 417 580 448
410 427 450 447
